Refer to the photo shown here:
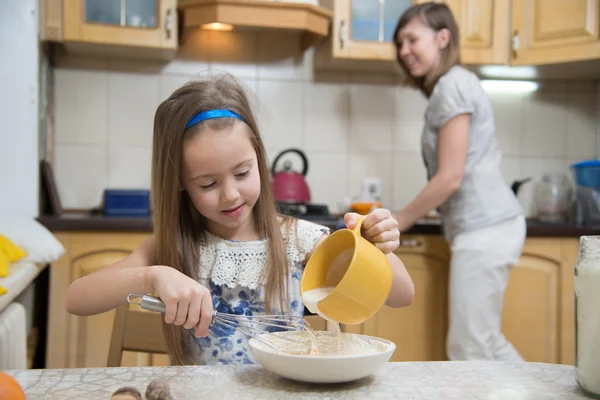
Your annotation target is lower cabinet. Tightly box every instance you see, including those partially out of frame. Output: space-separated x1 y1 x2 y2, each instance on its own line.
343 235 578 365
46 231 578 368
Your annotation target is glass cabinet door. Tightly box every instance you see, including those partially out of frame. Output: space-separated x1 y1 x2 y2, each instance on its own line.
85 0 158 29
351 0 413 43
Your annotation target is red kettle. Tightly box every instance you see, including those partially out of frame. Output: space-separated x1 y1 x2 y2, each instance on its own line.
271 148 311 203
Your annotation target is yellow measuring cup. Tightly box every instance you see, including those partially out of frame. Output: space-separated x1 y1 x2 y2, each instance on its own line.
300 215 394 325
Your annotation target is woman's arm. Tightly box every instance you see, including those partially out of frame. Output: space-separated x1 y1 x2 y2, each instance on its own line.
65 236 158 316
396 113 470 231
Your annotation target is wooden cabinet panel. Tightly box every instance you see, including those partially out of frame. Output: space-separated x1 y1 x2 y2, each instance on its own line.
46 232 152 368
331 0 415 61
511 0 600 65
502 244 561 363
46 231 578 368
63 0 177 50
447 0 508 64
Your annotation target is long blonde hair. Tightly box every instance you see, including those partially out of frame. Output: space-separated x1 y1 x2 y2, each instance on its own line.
151 73 290 365
393 2 461 96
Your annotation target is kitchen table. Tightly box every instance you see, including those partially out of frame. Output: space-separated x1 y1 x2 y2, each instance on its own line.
8 361 592 399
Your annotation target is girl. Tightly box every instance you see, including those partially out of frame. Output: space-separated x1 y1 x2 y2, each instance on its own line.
392 2 526 361
65 73 415 366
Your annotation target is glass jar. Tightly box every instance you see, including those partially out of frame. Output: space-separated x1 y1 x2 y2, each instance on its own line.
575 235 600 398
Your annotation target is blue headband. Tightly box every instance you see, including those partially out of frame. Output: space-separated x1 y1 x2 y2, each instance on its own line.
185 109 244 129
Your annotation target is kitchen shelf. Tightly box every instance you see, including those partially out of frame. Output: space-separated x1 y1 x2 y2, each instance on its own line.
178 0 333 51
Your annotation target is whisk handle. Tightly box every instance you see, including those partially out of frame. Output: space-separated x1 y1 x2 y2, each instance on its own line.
127 294 167 314
127 294 219 323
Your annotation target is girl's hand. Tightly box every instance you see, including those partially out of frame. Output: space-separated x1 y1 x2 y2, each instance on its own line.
344 209 400 254
147 265 213 338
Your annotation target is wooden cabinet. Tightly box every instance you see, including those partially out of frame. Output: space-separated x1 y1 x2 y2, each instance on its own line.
320 0 600 71
46 230 330 369
331 0 413 61
324 0 508 65
502 238 577 364
446 0 509 65
46 231 160 368
40 0 178 60
510 0 600 65
343 235 578 365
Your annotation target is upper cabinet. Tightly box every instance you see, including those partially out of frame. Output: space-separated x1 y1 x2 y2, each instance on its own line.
328 0 508 65
322 0 600 73
510 0 600 66
332 0 412 60
41 0 179 60
446 0 509 65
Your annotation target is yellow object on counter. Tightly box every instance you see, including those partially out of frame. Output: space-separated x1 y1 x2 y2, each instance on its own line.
0 285 6 296
300 215 393 325
0 234 27 277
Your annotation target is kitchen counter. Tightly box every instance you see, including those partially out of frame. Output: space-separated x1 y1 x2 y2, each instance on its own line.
8 361 590 399
37 213 600 237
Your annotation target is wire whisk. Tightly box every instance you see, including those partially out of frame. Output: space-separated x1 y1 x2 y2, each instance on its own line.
127 294 317 354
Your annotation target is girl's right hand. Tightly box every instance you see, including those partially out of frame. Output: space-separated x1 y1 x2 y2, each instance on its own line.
147 265 213 338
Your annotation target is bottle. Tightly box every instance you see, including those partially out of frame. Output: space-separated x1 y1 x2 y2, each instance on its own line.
575 235 600 398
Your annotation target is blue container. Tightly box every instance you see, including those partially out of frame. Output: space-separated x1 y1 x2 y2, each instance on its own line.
103 189 151 217
571 160 600 190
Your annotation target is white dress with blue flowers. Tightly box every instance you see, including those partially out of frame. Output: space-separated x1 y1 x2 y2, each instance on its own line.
190 218 329 365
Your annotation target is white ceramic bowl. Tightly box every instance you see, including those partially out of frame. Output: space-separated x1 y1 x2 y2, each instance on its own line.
248 332 396 383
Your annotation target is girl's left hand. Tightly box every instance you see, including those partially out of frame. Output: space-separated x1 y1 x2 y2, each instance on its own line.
344 209 400 254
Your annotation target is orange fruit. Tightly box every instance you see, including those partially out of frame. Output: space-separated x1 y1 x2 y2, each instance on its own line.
0 371 27 400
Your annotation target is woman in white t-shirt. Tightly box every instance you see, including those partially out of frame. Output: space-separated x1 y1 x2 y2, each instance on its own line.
392 2 526 361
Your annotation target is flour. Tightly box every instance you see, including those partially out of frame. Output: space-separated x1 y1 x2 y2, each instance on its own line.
256 331 391 357
574 249 600 395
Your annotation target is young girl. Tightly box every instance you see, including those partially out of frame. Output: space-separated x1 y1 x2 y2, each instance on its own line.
65 73 414 366
392 3 526 361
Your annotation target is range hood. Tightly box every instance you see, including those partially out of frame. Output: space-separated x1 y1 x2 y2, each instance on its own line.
178 0 333 50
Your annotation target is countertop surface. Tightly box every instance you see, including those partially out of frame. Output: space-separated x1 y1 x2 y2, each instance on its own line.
37 213 600 238
8 361 591 400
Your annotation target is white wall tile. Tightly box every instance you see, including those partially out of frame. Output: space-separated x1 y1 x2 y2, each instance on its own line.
303 83 349 152
566 90 597 159
209 31 258 79
54 144 107 209
304 152 348 213
394 86 427 154
108 72 160 148
162 30 211 76
347 153 394 208
159 75 193 102
54 69 108 145
522 90 568 157
107 147 152 189
257 31 304 80
488 91 526 157
392 153 428 210
257 80 303 152
349 83 395 153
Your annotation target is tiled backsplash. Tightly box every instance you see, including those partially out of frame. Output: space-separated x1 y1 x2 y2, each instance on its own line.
52 30 598 217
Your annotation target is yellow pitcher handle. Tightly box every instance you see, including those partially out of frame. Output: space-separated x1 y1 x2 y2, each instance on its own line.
351 214 367 236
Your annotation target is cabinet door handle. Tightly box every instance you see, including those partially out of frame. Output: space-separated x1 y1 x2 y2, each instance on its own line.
399 239 422 248
511 30 519 59
339 19 347 49
165 8 174 39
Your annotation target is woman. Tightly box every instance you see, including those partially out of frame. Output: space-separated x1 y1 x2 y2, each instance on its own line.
392 2 526 361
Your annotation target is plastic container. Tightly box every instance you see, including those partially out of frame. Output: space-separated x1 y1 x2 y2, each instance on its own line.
570 161 600 226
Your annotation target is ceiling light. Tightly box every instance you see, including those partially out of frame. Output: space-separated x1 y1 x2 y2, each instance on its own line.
200 22 234 31
480 80 539 93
